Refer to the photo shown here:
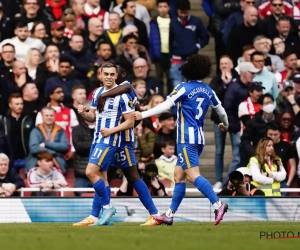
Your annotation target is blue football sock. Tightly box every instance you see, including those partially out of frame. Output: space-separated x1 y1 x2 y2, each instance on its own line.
194 176 218 204
93 178 110 206
106 186 111 200
170 182 186 211
91 193 101 217
133 179 158 215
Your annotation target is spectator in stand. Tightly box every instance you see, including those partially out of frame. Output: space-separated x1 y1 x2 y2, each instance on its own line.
145 94 164 131
7 60 33 95
128 58 162 95
251 51 279 99
134 118 156 166
227 6 263 66
208 0 240 69
86 17 112 54
266 121 297 193
276 81 300 127
117 35 151 74
64 34 92 86
43 0 68 23
253 35 285 73
235 45 256 73
0 153 25 197
21 82 43 120
120 0 149 49
238 81 264 132
223 0 257 44
273 37 285 59
258 0 293 19
72 111 94 194
240 93 279 166
114 0 151 35
0 43 15 78
278 50 298 83
210 56 239 188
155 140 177 188
62 8 80 39
0 131 13 166
103 12 123 48
153 112 177 159
24 48 42 81
43 21 70 54
44 56 81 104
30 22 48 40
0 22 46 62
83 0 109 29
27 107 69 173
70 0 85 29
149 0 171 94
0 76 9 116
133 78 149 107
35 44 60 96
14 0 50 32
247 137 286 196
35 83 79 163
0 2 14 40
275 16 300 58
289 73 300 103
169 0 209 88
0 93 34 170
70 84 87 119
261 0 296 39
27 151 68 196
277 111 300 143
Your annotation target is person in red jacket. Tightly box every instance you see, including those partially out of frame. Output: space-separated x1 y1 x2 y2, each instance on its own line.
258 0 293 19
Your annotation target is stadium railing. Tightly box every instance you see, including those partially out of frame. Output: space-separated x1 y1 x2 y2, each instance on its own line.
16 188 300 197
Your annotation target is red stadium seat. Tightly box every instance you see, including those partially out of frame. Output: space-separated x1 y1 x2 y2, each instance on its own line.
65 168 75 179
19 168 25 180
81 193 94 197
110 179 122 188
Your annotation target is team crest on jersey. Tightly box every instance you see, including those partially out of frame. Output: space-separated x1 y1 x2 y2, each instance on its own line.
62 114 68 120
109 98 115 105
171 89 178 96
128 100 134 108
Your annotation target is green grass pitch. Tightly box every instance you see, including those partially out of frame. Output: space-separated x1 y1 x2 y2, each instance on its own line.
0 222 299 250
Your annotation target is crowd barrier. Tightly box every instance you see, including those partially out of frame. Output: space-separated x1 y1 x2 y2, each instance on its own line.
16 187 300 197
0 197 300 223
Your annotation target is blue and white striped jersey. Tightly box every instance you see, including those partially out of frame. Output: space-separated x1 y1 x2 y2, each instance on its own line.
167 81 221 145
90 86 135 146
118 81 137 144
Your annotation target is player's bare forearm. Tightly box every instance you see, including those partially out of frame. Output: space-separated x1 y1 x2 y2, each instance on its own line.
134 103 142 127
80 111 95 122
100 85 131 98
110 113 135 134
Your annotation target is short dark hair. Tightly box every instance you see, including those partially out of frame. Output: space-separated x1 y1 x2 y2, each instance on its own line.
250 51 264 61
2 43 15 51
122 34 138 43
8 93 22 104
277 16 291 24
37 151 54 161
283 49 297 60
179 54 212 81
177 0 190 11
101 62 117 71
97 41 112 51
157 0 170 6
15 22 28 29
121 0 134 10
161 140 176 148
59 55 73 66
71 84 86 94
243 44 254 52
267 121 281 132
258 93 274 105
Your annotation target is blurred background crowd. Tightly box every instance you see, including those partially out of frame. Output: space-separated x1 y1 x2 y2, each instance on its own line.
0 0 299 198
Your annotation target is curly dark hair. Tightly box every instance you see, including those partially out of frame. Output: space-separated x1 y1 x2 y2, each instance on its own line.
179 54 212 81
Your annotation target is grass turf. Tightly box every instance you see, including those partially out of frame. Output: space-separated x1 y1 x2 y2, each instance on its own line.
0 222 299 250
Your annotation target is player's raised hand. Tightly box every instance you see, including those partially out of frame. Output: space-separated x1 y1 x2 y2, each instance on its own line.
133 111 142 120
101 128 112 137
218 123 228 132
78 104 87 114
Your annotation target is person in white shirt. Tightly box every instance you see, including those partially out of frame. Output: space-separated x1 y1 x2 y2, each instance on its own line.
0 22 45 62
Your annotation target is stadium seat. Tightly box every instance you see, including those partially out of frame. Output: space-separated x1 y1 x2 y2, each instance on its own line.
64 168 75 179
110 179 122 188
19 168 25 180
81 193 94 197
23 179 32 197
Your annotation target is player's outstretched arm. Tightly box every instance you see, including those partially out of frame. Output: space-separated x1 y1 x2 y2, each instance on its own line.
213 105 229 132
134 99 173 120
78 104 96 122
134 103 142 127
97 85 132 112
100 112 135 137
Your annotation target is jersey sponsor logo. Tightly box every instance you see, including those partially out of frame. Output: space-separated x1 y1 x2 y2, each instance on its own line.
170 89 178 96
101 110 113 117
128 100 134 108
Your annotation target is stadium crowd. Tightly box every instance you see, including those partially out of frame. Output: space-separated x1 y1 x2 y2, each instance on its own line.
0 0 299 197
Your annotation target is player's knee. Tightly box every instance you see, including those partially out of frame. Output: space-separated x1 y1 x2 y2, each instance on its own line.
85 164 98 180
